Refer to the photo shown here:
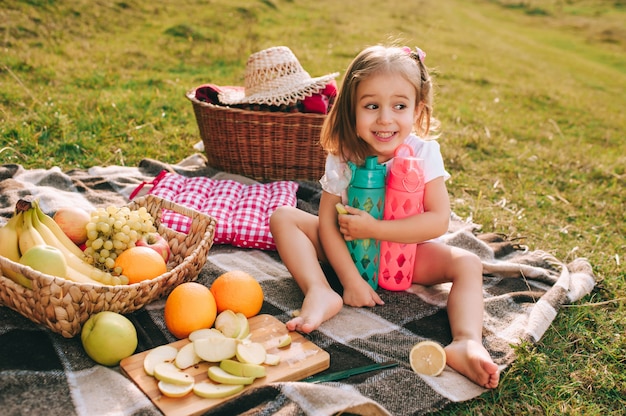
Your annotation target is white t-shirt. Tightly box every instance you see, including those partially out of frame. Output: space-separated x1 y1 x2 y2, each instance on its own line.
320 134 450 204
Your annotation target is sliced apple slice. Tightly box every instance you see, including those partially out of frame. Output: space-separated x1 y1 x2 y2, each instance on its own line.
175 342 203 369
189 328 225 342
219 359 266 378
158 380 194 398
193 381 244 399
276 334 292 348
143 345 178 376
335 203 348 214
235 312 250 339
153 362 194 386
214 310 241 338
235 341 267 365
193 336 237 362
207 366 255 385
264 353 281 366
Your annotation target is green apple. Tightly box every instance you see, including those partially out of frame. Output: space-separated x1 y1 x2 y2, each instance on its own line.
235 312 250 339
19 245 68 287
153 362 194 385
220 359 266 378
276 334 292 348
193 381 244 399
193 336 237 362
175 342 202 369
235 341 266 365
214 310 241 338
81 311 138 366
264 353 281 366
143 345 178 376
188 328 225 342
335 203 348 215
158 380 194 398
207 366 255 385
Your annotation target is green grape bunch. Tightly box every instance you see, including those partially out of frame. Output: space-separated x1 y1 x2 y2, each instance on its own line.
84 206 157 273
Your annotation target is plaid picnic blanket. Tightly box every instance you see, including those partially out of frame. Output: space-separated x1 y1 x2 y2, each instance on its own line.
0 155 595 415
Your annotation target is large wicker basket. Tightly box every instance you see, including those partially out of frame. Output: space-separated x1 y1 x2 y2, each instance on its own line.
0 195 217 338
187 89 327 182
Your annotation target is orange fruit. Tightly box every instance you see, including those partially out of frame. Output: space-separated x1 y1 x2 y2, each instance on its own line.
114 246 167 284
164 282 217 339
210 271 264 318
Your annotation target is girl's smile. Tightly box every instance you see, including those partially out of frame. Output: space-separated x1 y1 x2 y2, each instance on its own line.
373 131 396 141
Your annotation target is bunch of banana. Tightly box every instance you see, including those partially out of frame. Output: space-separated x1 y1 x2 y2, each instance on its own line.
0 199 128 288
0 210 27 286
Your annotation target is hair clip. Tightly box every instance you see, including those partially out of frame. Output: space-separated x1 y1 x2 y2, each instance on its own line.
414 47 426 62
402 46 426 63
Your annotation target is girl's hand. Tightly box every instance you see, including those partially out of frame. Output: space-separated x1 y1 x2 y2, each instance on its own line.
342 278 385 307
337 205 378 241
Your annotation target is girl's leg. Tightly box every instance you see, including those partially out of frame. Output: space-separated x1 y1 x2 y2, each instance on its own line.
269 206 343 333
413 242 500 389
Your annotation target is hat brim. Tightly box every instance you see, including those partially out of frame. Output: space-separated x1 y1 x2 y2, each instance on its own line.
218 73 339 107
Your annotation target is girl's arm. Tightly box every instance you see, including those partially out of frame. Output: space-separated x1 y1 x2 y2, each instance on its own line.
340 176 450 244
318 191 361 281
319 191 383 306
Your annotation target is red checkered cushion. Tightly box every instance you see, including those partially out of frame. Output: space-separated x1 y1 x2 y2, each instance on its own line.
144 172 298 250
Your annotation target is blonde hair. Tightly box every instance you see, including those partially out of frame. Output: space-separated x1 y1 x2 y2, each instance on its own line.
320 44 438 164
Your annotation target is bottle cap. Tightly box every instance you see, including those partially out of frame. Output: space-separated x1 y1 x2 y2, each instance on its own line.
388 145 424 192
349 156 386 188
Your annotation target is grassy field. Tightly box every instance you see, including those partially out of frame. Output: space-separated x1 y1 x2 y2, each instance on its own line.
2 0 625 414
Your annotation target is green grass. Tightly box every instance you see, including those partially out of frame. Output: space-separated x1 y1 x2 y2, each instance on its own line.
2 0 625 413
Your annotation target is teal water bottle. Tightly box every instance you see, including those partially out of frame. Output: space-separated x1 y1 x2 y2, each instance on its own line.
346 156 386 289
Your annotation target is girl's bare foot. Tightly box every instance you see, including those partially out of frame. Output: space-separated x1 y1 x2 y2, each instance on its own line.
444 339 500 389
286 287 343 333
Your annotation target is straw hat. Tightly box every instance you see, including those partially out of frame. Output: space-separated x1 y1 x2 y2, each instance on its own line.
218 46 339 107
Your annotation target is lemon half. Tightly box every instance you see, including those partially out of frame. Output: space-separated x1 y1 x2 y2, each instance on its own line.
409 341 446 376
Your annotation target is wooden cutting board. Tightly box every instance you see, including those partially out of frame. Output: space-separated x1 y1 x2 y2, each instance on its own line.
120 314 330 416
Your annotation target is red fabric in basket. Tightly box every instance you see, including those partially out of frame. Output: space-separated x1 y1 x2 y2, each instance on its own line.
141 171 298 250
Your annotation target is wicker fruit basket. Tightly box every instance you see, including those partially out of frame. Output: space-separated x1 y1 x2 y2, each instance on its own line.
0 195 217 338
187 88 327 182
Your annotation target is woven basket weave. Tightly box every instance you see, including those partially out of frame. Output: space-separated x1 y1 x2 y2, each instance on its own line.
187 89 327 182
0 195 216 338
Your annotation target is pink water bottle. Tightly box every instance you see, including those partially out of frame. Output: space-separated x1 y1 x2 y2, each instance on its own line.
379 144 425 291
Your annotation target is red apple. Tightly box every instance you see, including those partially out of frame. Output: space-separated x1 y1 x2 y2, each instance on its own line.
53 207 91 245
136 232 170 262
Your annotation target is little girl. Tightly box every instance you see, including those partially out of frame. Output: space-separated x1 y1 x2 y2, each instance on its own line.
269 44 499 389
